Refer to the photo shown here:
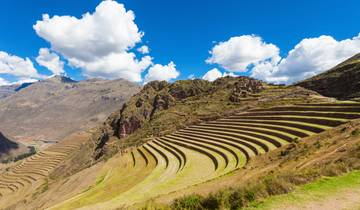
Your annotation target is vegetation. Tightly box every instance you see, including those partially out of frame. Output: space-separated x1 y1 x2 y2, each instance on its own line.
0 146 36 164
2 76 360 209
46 102 360 209
0 133 87 199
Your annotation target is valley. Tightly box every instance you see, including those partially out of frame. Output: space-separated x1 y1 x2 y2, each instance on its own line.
1 75 360 209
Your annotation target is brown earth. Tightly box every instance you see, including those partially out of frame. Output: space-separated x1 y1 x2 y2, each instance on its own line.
0 76 140 147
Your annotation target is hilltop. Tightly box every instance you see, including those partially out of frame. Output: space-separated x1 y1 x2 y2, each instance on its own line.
297 53 360 100
0 75 140 147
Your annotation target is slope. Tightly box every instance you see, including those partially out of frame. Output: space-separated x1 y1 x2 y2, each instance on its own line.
297 53 360 100
0 132 31 163
47 102 360 209
0 76 140 146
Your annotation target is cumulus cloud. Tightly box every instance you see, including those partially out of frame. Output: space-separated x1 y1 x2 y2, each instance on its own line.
202 68 237 82
33 0 151 82
202 68 222 81
251 34 360 84
36 48 64 75
72 53 152 82
137 45 149 54
208 34 360 84
144 61 180 83
206 35 280 72
0 51 43 79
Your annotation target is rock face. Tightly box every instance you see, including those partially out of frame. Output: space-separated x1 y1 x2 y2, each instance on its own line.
297 53 360 100
106 79 213 139
229 78 264 102
102 77 265 141
0 76 141 145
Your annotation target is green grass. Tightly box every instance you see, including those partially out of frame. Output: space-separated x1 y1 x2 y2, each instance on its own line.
244 170 360 210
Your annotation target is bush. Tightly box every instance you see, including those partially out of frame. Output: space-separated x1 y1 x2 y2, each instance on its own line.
263 176 292 196
351 128 360 137
171 194 203 210
228 190 244 210
201 194 220 210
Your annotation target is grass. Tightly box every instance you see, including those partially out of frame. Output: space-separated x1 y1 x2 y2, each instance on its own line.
244 170 360 210
6 102 360 209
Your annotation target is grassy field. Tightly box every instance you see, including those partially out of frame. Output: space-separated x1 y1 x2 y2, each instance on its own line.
244 170 360 210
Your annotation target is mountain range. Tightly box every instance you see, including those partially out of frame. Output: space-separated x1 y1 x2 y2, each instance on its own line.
0 75 140 148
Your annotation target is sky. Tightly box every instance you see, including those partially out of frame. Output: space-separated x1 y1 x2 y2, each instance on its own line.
0 0 360 86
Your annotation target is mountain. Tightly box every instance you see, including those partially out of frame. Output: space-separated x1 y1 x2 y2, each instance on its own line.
0 75 141 146
297 53 360 100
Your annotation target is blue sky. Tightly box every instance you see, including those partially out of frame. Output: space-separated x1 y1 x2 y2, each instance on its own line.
0 0 360 85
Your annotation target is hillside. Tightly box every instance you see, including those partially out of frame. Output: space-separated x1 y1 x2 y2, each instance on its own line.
0 76 345 209
2 73 360 209
0 76 140 147
0 132 31 162
297 53 360 100
89 77 276 159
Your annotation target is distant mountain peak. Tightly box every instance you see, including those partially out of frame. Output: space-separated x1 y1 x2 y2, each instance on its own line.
45 75 77 83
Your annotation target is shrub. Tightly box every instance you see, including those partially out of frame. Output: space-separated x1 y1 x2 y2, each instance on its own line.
171 194 203 210
227 190 244 210
263 176 292 196
201 194 220 210
244 190 256 202
351 128 360 137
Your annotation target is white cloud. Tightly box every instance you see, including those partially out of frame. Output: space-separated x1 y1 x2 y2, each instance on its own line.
251 34 360 84
202 68 222 82
137 45 149 54
202 68 237 82
207 34 360 84
206 35 280 72
0 51 43 79
144 61 180 83
33 0 150 82
36 48 64 75
0 77 10 86
72 53 152 82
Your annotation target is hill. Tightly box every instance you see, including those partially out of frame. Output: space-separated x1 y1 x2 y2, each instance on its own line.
297 53 360 100
0 132 31 163
2 75 359 209
0 76 140 147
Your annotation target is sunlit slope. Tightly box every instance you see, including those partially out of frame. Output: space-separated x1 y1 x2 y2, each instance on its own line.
0 133 88 206
51 102 360 209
